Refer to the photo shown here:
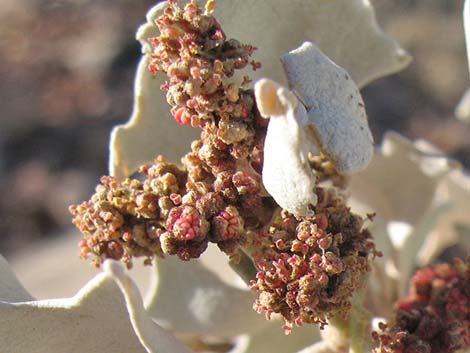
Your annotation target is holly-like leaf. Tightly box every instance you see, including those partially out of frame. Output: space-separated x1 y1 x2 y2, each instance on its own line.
207 0 410 89
0 256 192 353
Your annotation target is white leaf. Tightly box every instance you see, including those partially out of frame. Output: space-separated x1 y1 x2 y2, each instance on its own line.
109 2 200 179
456 0 470 122
145 254 268 337
349 133 458 310
255 78 318 217
295 341 335 353
0 256 192 353
349 132 455 225
418 168 470 264
206 0 410 88
281 42 373 174
231 322 320 353
0 256 34 303
109 56 200 180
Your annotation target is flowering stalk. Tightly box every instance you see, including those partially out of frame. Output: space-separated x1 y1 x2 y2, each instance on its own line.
70 0 378 335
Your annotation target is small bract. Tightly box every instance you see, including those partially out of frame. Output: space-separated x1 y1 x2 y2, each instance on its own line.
254 78 318 217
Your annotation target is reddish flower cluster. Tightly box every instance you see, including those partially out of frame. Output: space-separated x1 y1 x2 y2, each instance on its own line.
149 0 259 129
251 188 379 334
70 0 379 333
373 259 470 353
71 0 269 266
70 157 185 267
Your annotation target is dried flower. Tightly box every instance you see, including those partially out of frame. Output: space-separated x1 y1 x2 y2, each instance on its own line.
373 259 470 353
251 187 379 334
71 0 266 265
69 157 185 267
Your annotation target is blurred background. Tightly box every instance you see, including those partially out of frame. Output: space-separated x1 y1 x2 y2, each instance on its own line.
0 0 468 273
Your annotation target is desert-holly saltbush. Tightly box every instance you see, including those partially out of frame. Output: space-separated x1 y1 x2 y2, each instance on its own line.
2 1 468 353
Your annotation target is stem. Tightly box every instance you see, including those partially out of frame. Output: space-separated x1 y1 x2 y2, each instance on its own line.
228 249 258 285
348 277 372 353
323 276 372 353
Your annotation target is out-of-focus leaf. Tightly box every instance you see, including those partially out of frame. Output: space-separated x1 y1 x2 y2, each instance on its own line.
230 321 320 353
295 341 335 353
109 0 410 179
456 0 470 122
418 169 470 264
349 132 455 225
145 255 268 337
456 88 470 122
0 255 33 302
0 257 192 353
349 133 457 311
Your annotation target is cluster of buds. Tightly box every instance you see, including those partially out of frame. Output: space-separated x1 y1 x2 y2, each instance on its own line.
71 0 268 266
70 0 379 334
251 187 379 333
70 157 185 267
373 259 470 353
149 0 259 128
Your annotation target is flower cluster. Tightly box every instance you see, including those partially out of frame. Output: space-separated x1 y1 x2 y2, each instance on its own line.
149 0 260 129
70 0 269 266
251 187 378 333
373 259 470 353
70 156 184 266
70 0 378 333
